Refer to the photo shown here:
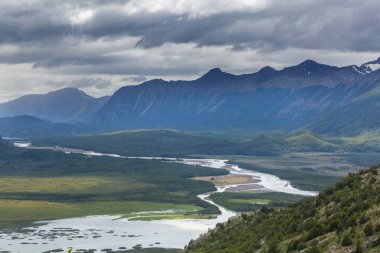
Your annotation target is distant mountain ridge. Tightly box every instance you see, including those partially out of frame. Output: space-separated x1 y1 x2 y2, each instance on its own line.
1 58 380 136
0 87 109 123
0 115 91 138
92 58 380 134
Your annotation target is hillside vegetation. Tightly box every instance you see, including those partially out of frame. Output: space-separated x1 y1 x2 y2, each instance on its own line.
184 166 380 253
35 129 380 157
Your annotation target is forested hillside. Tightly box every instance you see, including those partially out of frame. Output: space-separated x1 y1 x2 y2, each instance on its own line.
184 166 380 253
36 129 380 157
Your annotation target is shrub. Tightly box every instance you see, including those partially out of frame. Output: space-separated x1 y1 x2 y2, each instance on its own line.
265 240 279 253
355 240 363 253
374 223 380 232
359 215 368 224
305 244 322 253
307 223 327 240
364 223 374 237
341 232 353 246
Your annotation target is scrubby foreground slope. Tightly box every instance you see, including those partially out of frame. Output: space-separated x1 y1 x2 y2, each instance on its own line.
184 166 380 253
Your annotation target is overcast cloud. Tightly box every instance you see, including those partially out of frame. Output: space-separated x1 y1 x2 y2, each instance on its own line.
0 0 379 102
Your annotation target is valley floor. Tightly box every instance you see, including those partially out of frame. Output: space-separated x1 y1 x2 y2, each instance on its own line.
1 140 379 252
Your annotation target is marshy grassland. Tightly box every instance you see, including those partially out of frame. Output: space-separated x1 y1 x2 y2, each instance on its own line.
0 143 228 228
209 192 307 212
0 199 201 227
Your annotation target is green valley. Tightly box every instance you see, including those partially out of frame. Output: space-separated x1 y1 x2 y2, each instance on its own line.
1 3 379 251
0 138 227 228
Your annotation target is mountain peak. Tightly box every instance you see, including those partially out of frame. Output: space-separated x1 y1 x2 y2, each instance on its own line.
203 67 223 76
209 67 223 72
198 67 236 83
50 87 84 95
60 87 80 91
283 59 335 75
302 59 318 64
46 87 93 100
299 59 322 68
257 66 277 75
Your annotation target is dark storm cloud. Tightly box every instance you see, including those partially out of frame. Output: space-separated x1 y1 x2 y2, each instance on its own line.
1 0 379 52
92 1 380 52
0 0 131 44
0 10 68 43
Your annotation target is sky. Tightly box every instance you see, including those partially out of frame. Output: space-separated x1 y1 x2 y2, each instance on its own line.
0 0 379 102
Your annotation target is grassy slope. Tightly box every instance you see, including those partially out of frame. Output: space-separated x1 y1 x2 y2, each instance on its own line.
184 166 380 253
337 128 380 152
285 130 337 152
309 87 380 136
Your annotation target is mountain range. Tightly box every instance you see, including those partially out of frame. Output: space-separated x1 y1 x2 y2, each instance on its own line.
92 57 380 134
1 58 380 136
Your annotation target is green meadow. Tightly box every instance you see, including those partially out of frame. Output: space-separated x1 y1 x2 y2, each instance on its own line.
210 192 306 212
0 143 228 228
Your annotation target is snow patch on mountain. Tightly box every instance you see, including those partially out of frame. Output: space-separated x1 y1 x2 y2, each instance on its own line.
352 66 366 75
360 57 380 73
